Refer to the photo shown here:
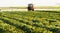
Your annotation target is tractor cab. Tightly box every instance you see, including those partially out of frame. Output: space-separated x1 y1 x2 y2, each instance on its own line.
28 4 34 11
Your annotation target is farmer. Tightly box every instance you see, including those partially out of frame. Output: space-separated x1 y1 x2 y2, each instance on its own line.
28 4 34 11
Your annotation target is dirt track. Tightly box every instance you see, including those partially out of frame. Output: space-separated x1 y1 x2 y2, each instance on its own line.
0 9 60 12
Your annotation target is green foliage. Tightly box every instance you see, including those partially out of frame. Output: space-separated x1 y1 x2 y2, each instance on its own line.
0 11 60 33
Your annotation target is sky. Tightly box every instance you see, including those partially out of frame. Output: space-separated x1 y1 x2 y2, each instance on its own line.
0 0 60 7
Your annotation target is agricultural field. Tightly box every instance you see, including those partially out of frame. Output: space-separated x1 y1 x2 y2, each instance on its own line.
0 11 60 33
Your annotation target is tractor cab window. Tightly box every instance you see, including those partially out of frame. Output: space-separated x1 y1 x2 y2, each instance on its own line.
28 4 33 7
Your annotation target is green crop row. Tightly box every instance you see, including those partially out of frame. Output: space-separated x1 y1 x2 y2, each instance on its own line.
0 11 60 33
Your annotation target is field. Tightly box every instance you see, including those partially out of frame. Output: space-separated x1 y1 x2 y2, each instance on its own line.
0 6 60 11
0 11 60 33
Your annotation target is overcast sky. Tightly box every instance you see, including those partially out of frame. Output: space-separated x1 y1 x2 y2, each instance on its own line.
0 0 60 7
